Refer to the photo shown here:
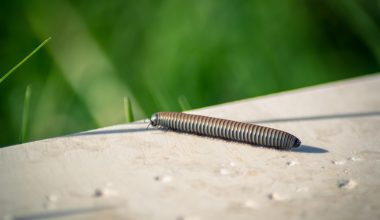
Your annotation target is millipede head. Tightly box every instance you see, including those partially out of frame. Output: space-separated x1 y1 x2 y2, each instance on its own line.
293 138 301 148
150 113 159 126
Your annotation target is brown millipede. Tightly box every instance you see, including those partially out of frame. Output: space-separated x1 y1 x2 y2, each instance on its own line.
149 112 301 150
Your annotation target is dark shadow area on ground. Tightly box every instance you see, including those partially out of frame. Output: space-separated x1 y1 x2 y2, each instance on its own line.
292 145 328 153
247 111 380 124
69 127 154 136
14 205 114 220
69 127 328 153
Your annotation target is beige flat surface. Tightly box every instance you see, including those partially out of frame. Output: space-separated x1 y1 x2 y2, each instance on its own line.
1 74 380 220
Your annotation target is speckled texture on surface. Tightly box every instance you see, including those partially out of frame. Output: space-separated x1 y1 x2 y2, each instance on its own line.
1 74 380 220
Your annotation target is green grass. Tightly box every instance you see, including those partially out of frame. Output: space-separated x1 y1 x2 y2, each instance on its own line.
20 85 32 143
178 95 191 111
0 1 379 146
0 37 50 146
0 37 51 85
124 96 134 123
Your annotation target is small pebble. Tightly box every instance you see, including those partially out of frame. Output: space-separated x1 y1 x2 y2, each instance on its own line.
286 160 299 166
155 175 173 183
94 188 118 197
331 160 346 165
46 194 59 202
267 193 287 201
219 168 230 176
338 179 358 189
348 156 362 162
44 194 59 210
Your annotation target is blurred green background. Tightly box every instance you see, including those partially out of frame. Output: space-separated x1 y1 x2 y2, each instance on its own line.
1 0 379 147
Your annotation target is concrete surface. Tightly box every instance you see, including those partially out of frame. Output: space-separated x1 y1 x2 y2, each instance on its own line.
1 74 380 220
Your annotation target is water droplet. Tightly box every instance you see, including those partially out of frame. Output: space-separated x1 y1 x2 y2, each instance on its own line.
286 160 299 166
337 179 357 189
267 193 287 201
155 175 173 183
331 160 346 165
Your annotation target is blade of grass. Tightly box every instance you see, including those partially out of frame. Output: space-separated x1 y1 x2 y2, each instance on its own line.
20 85 32 143
0 37 51 85
124 96 134 123
178 95 191 111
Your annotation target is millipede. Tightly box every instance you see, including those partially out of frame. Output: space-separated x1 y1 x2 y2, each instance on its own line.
149 112 301 150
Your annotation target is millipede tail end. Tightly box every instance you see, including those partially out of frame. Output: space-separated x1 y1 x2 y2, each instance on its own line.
293 138 301 148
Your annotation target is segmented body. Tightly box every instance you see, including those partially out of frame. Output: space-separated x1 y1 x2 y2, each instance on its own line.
151 112 301 150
